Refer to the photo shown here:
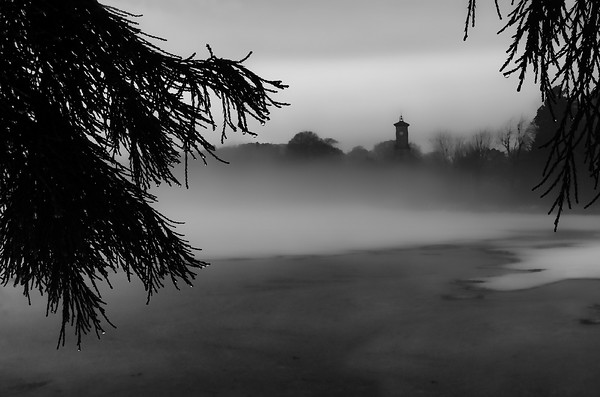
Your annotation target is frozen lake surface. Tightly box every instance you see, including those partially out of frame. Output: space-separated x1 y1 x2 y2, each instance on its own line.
479 239 600 290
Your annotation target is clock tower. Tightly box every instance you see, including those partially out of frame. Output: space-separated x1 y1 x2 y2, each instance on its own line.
394 115 410 151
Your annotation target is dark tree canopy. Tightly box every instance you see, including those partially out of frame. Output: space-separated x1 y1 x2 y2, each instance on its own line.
287 131 344 159
0 1 286 348
465 0 600 229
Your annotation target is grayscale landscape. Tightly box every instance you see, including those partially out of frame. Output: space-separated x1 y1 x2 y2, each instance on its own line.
4 161 600 396
3 1 600 396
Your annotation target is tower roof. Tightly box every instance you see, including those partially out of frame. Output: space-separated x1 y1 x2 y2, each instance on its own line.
394 115 410 127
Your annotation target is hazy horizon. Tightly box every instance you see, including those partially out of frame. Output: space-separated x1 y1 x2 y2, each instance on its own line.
102 0 542 152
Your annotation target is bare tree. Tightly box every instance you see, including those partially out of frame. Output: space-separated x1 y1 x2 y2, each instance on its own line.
453 135 468 162
453 130 495 173
429 131 456 163
0 1 286 348
496 117 533 159
465 1 600 229
470 130 494 156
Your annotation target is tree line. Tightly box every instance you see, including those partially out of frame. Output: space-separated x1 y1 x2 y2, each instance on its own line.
217 90 599 213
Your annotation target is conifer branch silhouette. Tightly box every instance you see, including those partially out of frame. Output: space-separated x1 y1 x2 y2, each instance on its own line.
465 0 600 230
0 1 287 348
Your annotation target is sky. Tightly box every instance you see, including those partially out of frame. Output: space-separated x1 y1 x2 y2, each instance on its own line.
103 0 542 152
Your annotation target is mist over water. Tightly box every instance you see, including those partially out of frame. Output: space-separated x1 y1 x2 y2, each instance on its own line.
152 161 600 263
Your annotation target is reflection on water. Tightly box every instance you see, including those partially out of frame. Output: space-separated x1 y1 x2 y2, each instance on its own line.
479 241 600 291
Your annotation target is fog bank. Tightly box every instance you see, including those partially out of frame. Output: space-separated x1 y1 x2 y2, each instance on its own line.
151 162 600 259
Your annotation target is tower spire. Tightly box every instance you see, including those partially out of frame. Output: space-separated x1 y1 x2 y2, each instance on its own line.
393 114 410 151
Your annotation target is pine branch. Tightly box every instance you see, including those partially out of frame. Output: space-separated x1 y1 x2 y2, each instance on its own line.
0 0 287 348
465 0 600 228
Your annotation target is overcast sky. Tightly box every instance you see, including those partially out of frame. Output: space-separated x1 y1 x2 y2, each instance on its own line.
103 0 542 152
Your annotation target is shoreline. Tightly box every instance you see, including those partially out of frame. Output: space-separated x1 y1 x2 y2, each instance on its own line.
202 228 600 294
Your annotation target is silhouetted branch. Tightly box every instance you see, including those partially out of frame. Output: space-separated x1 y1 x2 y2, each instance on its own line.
0 0 286 348
465 0 600 229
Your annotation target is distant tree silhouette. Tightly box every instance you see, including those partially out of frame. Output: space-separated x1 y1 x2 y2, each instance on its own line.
526 90 600 203
408 143 424 161
469 130 494 159
371 140 397 162
347 146 372 163
323 137 339 147
0 1 286 348
465 1 600 229
216 143 286 163
525 89 571 166
286 131 343 159
370 140 420 163
429 132 456 164
496 117 533 161
454 130 495 176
